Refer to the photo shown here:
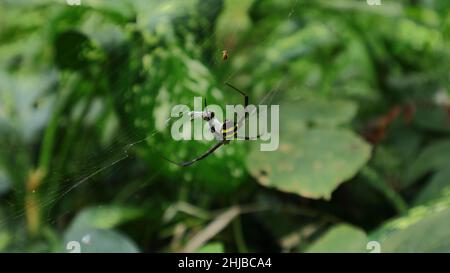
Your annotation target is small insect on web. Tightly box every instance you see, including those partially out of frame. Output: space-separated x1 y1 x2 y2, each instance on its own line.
161 82 278 167
222 50 228 61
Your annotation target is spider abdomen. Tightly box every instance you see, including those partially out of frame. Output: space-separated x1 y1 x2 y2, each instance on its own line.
221 119 238 140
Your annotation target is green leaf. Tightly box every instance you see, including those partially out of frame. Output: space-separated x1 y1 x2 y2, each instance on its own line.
371 198 450 252
64 228 139 253
67 205 144 230
414 106 450 133
405 140 450 185
247 128 371 199
306 224 368 253
63 206 142 253
292 99 358 126
263 23 338 69
414 169 450 205
196 242 225 253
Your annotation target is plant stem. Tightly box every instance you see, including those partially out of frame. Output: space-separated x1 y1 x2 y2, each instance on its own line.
34 73 76 236
361 166 408 214
44 95 94 217
38 74 75 174
232 215 248 253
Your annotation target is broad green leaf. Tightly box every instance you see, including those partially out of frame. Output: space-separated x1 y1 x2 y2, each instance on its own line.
256 23 338 73
63 206 142 253
306 224 368 253
370 198 450 252
393 18 444 54
414 169 450 205
63 228 139 253
196 242 225 253
67 205 144 231
405 140 450 185
247 127 371 199
291 99 358 126
414 106 450 133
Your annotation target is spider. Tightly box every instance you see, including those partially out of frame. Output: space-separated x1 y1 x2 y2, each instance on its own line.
163 83 261 167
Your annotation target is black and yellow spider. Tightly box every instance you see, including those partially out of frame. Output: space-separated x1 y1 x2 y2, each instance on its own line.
163 83 260 167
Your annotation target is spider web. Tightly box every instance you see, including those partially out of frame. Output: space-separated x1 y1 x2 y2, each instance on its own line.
0 0 299 252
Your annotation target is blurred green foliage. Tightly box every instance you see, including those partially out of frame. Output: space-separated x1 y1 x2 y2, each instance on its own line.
0 0 449 252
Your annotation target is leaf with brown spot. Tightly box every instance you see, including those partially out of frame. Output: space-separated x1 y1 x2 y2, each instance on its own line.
247 128 371 200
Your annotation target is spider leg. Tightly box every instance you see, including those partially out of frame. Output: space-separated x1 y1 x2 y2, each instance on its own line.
225 83 255 140
162 141 225 167
233 115 266 140
225 82 249 116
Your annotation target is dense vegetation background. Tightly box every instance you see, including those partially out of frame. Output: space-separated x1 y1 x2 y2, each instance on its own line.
0 0 449 252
